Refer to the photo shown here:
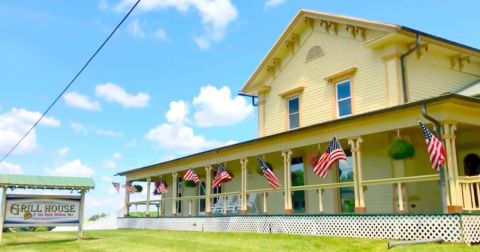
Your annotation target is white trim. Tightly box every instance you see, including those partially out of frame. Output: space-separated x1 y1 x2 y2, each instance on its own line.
335 80 352 118
287 96 300 130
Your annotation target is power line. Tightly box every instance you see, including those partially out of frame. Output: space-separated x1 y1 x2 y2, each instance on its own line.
0 0 141 164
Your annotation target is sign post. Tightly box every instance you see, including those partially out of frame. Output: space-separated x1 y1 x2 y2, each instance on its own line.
0 187 7 243
78 190 85 240
0 174 94 243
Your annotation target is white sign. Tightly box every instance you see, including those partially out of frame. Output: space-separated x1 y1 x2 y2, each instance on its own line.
4 195 80 227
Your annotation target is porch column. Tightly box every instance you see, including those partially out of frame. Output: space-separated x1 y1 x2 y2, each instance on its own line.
205 166 212 215
171 173 178 216
349 137 366 213
444 123 462 212
282 150 293 213
240 158 249 214
145 178 151 217
124 181 130 217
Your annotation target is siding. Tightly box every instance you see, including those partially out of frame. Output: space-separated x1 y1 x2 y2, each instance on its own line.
263 27 388 136
407 52 480 102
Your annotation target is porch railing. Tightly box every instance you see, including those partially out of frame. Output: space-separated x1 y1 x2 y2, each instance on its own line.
459 175 480 211
127 174 442 216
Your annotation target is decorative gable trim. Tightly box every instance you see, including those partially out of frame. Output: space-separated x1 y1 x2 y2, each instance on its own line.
324 67 358 83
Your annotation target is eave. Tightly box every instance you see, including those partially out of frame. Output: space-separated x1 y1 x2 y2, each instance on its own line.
116 94 480 179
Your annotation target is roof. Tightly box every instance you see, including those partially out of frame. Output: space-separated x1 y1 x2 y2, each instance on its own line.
241 9 480 94
457 79 480 97
0 174 95 190
117 93 480 177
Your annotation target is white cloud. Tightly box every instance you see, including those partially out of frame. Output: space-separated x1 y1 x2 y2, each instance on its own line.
95 128 123 138
70 122 88 135
165 100 189 124
152 28 168 41
63 92 101 111
70 122 122 138
95 82 150 108
55 146 70 156
115 0 238 49
127 19 169 41
128 19 145 38
0 161 23 174
103 152 123 169
46 159 95 177
0 108 60 155
146 123 225 154
265 0 287 8
193 85 253 127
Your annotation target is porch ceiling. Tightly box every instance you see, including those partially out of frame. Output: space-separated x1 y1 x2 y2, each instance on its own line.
118 94 480 181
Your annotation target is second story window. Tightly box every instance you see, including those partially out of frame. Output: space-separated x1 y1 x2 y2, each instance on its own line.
288 96 300 129
336 80 352 117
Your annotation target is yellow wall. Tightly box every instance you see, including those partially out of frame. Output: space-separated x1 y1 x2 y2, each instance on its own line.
262 26 388 136
406 52 480 102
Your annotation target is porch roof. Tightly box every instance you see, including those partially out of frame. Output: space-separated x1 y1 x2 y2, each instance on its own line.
0 174 95 190
116 93 480 179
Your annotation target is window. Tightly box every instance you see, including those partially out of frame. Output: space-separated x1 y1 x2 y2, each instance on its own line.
291 157 305 212
198 181 206 215
177 178 183 213
338 150 354 213
336 80 352 117
288 96 300 129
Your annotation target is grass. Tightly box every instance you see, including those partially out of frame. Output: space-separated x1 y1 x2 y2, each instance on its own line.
1 229 478 252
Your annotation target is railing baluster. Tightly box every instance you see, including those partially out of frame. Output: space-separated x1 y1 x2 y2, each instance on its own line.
397 183 404 213
318 189 323 213
263 192 267 214
475 182 480 209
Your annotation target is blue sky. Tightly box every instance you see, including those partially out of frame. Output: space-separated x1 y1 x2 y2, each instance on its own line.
0 0 479 217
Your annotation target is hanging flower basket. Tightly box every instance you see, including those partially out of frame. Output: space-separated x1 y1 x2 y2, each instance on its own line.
388 139 415 160
308 153 320 168
256 161 273 175
134 185 143 193
184 180 197 188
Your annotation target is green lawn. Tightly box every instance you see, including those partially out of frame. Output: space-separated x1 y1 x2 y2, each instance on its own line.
1 229 477 252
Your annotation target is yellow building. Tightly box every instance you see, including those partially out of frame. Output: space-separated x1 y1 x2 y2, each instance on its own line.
117 10 480 243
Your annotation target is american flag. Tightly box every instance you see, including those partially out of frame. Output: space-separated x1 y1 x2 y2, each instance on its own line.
314 137 347 178
212 165 232 188
183 168 200 184
112 182 120 193
419 121 446 170
123 182 137 193
158 181 168 194
257 158 281 189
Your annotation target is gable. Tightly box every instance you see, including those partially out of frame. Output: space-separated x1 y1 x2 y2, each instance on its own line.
242 10 480 96
260 26 389 135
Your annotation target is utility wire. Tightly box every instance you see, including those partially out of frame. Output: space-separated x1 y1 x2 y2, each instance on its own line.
0 0 141 164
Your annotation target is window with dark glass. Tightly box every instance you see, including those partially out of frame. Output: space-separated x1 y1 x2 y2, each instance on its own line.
338 149 354 213
288 96 300 129
291 157 305 212
336 80 352 117
177 177 183 213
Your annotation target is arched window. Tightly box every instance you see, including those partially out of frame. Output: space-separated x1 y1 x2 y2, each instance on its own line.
464 153 480 176
305 45 324 62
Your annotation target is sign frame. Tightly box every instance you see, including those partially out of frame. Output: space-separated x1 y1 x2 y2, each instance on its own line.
3 194 81 227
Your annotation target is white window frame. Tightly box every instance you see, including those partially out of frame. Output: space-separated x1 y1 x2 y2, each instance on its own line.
335 80 352 118
287 96 300 130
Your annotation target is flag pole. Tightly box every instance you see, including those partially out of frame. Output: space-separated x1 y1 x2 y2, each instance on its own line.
421 104 447 213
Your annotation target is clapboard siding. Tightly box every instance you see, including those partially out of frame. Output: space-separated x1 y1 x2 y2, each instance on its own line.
264 28 388 136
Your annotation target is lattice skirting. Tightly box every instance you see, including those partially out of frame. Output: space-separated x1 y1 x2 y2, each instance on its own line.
117 214 480 244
